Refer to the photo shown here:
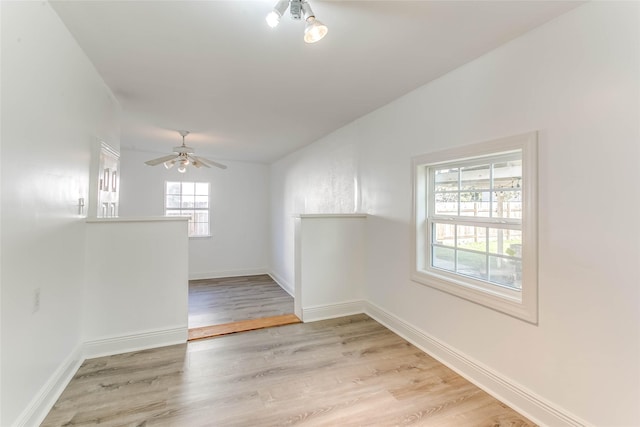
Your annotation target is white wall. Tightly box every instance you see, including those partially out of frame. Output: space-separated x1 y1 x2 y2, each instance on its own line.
295 215 366 321
0 2 121 426
119 148 270 280
270 2 640 425
270 126 360 291
84 218 188 356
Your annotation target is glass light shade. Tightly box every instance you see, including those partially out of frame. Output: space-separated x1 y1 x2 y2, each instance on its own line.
266 11 281 28
163 160 175 170
178 165 187 173
304 17 327 43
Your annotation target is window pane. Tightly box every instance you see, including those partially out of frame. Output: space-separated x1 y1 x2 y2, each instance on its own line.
166 182 181 195
433 223 455 247
488 228 522 257
166 195 181 208
434 193 458 215
493 191 522 219
432 246 455 271
493 160 522 189
195 222 210 236
460 192 490 217
461 164 490 190
456 250 487 280
165 181 210 237
181 196 195 208
456 226 487 252
193 211 209 223
415 136 535 321
182 182 195 196
194 195 208 208
195 182 209 195
489 256 521 289
434 168 458 192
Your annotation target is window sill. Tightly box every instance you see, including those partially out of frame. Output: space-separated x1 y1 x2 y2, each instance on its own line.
412 269 537 324
87 216 190 223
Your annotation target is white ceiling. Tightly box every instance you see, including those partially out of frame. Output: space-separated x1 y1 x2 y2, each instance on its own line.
52 0 580 163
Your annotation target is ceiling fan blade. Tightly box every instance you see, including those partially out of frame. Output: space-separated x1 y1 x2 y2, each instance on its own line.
193 156 227 169
189 156 208 168
145 154 179 166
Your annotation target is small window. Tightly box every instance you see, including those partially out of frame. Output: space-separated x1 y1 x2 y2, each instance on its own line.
412 132 538 323
165 181 210 237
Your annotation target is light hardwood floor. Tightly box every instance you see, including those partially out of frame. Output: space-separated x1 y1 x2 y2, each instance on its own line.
188 275 294 328
42 314 535 426
189 314 301 340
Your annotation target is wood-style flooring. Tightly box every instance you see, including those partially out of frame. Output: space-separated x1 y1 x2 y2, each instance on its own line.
42 314 535 427
188 314 301 340
188 275 294 329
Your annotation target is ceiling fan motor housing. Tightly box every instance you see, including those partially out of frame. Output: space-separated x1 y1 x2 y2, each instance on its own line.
173 145 195 155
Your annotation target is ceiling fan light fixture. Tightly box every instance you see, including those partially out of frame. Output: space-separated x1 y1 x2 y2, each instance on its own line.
266 0 289 28
267 0 327 42
304 16 328 43
144 130 227 171
178 158 190 173
266 11 280 28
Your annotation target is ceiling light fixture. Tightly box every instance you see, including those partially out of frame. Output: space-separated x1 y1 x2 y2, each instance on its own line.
266 0 328 44
144 130 227 173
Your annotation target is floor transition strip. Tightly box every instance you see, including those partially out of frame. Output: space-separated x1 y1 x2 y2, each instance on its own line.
188 313 301 340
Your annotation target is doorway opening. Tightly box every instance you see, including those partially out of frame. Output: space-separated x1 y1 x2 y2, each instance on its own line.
187 274 299 340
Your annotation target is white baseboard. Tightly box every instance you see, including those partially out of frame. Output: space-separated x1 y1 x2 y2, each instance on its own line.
15 344 84 427
302 300 365 322
189 268 268 281
364 302 590 427
83 326 187 359
268 270 294 297
14 303 587 427
13 327 187 427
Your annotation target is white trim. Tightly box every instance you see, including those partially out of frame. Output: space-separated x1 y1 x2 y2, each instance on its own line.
411 131 538 323
100 140 120 159
188 268 268 281
364 302 590 427
15 303 588 427
295 213 368 219
165 180 210 238
294 217 303 319
86 216 189 223
14 327 188 427
301 300 365 322
268 270 294 297
82 326 187 359
14 344 84 427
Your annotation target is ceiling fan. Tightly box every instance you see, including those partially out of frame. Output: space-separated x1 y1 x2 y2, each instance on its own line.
144 130 227 173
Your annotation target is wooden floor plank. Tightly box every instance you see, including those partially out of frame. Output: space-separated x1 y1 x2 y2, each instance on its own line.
188 274 294 328
188 313 301 340
42 314 536 427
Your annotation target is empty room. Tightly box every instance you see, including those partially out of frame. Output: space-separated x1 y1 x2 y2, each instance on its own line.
1 1 639 426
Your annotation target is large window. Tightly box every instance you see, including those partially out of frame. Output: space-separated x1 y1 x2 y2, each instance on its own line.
412 132 538 323
165 181 210 237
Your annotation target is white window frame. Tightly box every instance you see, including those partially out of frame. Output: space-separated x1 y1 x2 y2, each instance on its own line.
165 181 211 238
411 132 538 323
